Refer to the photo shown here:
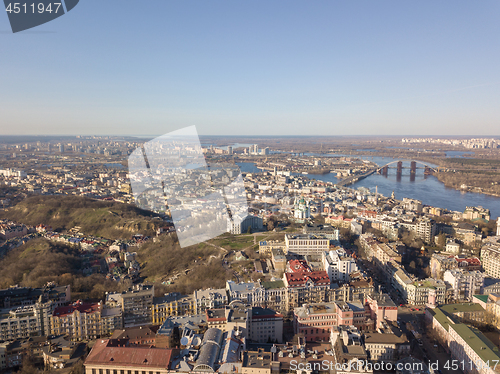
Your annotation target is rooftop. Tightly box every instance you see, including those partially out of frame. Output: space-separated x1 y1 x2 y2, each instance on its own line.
85 339 175 369
450 324 500 363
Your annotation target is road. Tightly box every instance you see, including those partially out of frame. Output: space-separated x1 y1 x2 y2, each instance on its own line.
359 258 460 374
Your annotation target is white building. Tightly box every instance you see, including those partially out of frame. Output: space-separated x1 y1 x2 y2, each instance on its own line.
193 287 228 314
443 269 484 302
480 243 500 279
284 234 329 255
405 278 446 306
293 197 310 222
448 323 500 374
227 214 263 234
0 302 53 341
0 169 26 178
322 249 358 283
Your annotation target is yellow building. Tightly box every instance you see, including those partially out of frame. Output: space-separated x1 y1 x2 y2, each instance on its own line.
151 295 196 325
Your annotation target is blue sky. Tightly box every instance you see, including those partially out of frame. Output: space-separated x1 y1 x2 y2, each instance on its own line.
1 1 500 136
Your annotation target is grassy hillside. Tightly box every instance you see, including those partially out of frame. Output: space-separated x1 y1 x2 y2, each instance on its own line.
136 235 233 294
0 195 161 239
0 238 128 299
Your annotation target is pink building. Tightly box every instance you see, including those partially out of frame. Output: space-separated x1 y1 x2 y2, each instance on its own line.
294 301 374 342
365 293 398 329
293 303 338 342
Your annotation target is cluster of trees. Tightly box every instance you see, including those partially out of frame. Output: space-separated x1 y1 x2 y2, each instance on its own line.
435 170 500 195
0 238 125 300
135 235 233 294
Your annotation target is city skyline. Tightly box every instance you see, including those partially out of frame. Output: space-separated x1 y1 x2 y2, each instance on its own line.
1 1 500 136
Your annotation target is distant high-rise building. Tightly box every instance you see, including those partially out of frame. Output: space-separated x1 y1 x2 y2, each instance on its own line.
497 219 500 236
227 145 233 155
59 144 64 153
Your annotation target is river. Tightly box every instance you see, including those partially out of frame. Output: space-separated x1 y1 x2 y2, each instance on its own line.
237 155 500 219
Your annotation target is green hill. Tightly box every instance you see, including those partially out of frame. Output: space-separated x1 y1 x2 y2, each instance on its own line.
0 237 126 300
136 235 233 294
0 195 161 239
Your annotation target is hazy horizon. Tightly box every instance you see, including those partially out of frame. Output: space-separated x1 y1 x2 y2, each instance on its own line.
2 1 500 136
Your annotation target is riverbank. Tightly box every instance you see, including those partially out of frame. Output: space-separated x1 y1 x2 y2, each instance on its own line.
434 171 500 198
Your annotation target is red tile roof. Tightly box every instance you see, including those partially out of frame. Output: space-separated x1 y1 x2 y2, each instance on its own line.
85 339 175 369
285 270 330 288
288 259 311 273
455 257 481 266
53 301 100 317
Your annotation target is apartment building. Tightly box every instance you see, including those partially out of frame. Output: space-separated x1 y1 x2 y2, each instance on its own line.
271 248 286 272
293 302 338 342
51 301 122 340
206 302 250 339
105 284 154 327
193 287 228 314
248 307 283 344
463 206 491 221
151 293 196 324
365 294 398 329
294 299 377 343
481 243 500 279
322 248 358 283
402 198 422 213
406 278 446 306
226 281 260 305
284 234 330 256
0 301 53 341
443 269 484 301
226 280 287 312
284 260 330 310
259 280 287 312
0 284 71 309
413 218 437 244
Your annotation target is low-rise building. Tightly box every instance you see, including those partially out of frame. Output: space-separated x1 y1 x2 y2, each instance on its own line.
284 234 330 256
228 215 263 234
84 339 177 374
363 324 410 363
